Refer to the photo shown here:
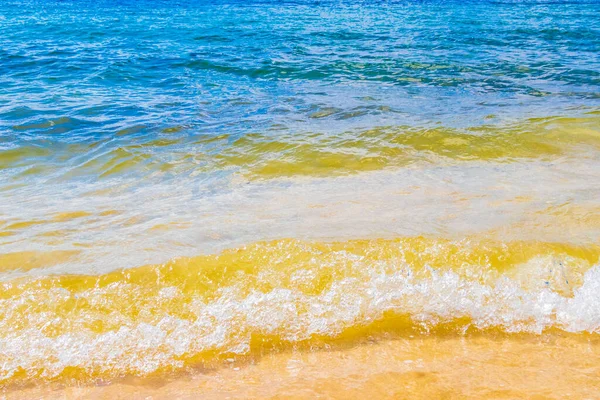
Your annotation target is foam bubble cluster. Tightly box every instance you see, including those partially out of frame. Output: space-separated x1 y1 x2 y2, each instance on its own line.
0 238 599 385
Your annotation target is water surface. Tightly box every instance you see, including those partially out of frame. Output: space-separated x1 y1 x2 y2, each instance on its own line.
1 0 600 394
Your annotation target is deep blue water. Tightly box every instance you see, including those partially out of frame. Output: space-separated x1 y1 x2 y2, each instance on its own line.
1 0 599 142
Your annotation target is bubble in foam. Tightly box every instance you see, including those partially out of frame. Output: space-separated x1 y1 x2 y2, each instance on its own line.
0 238 599 385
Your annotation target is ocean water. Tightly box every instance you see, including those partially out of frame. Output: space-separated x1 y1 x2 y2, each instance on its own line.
1 0 600 394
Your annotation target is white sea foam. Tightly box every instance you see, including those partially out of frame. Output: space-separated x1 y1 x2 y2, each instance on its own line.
1 260 599 382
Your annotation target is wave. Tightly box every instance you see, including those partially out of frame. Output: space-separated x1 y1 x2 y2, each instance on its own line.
1 237 599 386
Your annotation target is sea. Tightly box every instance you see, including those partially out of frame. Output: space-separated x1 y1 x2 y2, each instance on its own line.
1 0 600 398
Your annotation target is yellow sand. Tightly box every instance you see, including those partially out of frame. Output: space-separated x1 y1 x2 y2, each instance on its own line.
5 334 599 399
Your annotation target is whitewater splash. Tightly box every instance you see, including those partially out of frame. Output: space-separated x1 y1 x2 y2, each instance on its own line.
2 0 600 394
1 238 599 385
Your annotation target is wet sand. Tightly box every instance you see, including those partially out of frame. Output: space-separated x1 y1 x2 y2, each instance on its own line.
7 334 600 399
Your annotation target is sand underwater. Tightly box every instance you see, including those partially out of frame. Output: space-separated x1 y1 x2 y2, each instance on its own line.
1 0 600 398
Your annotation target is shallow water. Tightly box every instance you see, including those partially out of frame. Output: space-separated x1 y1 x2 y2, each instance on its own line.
1 0 600 396
9 335 600 399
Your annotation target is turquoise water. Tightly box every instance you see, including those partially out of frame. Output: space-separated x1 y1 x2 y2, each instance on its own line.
2 0 600 140
1 0 600 263
1 0 600 270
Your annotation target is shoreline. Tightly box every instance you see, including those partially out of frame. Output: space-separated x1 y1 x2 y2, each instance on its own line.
5 333 600 399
